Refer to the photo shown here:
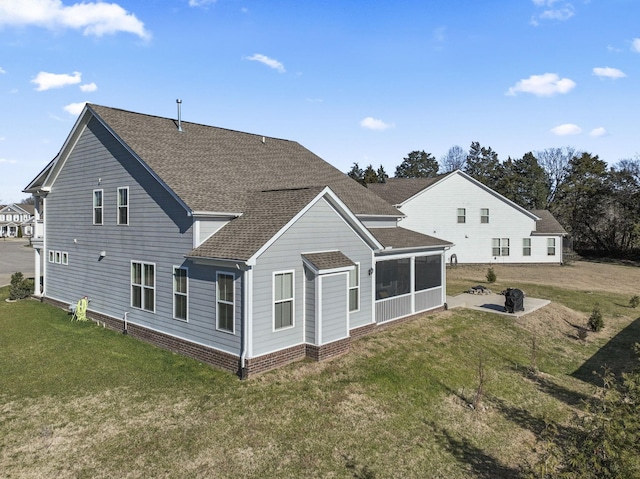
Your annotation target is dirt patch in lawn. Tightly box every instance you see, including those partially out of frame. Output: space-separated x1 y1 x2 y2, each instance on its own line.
447 260 640 296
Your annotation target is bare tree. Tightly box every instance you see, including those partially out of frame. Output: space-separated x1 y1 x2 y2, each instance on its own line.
440 145 467 173
536 147 579 207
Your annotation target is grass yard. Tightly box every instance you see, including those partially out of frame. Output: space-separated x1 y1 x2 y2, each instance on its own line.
1 261 639 478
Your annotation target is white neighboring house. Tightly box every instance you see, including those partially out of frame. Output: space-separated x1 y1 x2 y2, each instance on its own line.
0 203 34 237
368 170 567 264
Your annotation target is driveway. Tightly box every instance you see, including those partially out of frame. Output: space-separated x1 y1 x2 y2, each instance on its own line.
0 238 36 287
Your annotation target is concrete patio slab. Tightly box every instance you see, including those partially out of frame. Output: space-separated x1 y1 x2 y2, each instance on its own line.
446 292 550 318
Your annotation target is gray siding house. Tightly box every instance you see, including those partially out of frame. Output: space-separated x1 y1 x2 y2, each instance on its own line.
24 104 451 377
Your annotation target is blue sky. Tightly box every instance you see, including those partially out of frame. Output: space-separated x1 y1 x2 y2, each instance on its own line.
1 0 639 203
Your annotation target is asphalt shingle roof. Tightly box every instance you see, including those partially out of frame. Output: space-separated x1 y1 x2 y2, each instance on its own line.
89 104 401 217
531 210 567 235
369 227 452 250
367 175 451 205
302 251 355 272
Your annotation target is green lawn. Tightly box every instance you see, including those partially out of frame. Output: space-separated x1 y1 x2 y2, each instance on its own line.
1 265 638 478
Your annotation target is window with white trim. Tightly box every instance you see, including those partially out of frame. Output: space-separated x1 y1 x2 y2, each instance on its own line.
173 267 188 321
457 208 466 223
55 251 61 264
93 189 103 225
117 187 129 225
523 238 531 256
217 272 235 332
349 264 360 312
62 252 69 265
480 208 489 224
131 261 155 312
547 238 556 256
274 271 294 330
492 238 510 256
48 250 54 263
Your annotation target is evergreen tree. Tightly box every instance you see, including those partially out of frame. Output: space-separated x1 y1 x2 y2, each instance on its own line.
347 162 364 184
395 150 439 178
463 141 503 191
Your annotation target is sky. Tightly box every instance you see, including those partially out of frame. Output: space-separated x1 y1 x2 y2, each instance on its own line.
1 0 639 203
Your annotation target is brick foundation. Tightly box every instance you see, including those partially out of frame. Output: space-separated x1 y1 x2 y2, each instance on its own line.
41 297 444 379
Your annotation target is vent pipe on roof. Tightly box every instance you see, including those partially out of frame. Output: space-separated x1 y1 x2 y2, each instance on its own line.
176 99 183 132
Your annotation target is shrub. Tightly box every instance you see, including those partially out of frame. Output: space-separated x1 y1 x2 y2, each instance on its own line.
17 227 23 238
9 272 34 300
486 267 496 283
629 295 640 309
587 303 604 332
577 327 589 341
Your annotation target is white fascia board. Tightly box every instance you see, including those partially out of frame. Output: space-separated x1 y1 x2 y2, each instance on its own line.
184 255 250 270
190 211 242 218
247 186 384 266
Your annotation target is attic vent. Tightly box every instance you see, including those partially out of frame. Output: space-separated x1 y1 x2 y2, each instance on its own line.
176 99 183 132
261 136 266 144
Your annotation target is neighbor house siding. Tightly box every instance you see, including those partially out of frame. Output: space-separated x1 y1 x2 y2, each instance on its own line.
250 197 373 358
43 118 241 355
397 173 555 264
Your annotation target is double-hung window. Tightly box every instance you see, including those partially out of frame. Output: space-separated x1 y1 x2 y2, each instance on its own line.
480 208 489 224
523 238 531 256
547 238 556 256
274 271 294 330
93 189 103 225
349 264 360 312
117 187 129 225
173 267 188 321
217 273 234 332
492 238 510 256
457 208 466 224
131 261 155 312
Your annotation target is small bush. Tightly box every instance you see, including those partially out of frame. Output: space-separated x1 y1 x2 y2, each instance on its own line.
587 304 604 332
630 295 640 309
9 272 34 300
577 327 588 341
486 267 496 283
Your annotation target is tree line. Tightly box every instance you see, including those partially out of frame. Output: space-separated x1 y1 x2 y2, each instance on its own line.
347 143 640 258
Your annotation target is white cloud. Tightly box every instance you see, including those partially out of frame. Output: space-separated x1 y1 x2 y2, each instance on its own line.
593 67 626 79
80 82 97 92
63 101 87 116
531 0 575 25
551 123 582 136
632 38 640 53
507 73 576 97
0 158 17 164
0 67 5 74
245 54 285 73
590 127 607 137
305 98 323 103
32 71 81 91
0 0 150 40
189 0 217 6
360 117 394 131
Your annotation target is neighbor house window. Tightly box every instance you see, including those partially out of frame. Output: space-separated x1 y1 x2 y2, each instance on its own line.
523 238 531 256
93 189 103 225
0 215 4 221
274 271 294 330
55 251 61 263
492 238 510 256
547 238 556 256
217 272 235 332
480 208 489 224
457 208 466 223
375 258 410 299
349 264 360 312
173 267 188 321
117 187 129 225
48 250 54 263
415 255 442 291
131 261 155 312
62 252 68 265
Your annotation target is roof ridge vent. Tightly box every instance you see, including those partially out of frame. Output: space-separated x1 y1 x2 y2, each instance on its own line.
176 99 183 132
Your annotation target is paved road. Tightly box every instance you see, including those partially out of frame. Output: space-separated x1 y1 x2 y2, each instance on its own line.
0 238 36 287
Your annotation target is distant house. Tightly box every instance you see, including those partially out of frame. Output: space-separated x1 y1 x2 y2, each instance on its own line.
0 203 34 237
368 170 567 264
24 104 451 377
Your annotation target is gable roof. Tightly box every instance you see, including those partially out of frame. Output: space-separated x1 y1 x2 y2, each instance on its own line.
531 210 567 235
367 174 451 205
302 251 355 274
81 104 401 218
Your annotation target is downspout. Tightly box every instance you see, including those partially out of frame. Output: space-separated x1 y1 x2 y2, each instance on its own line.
123 311 128 334
240 267 252 379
